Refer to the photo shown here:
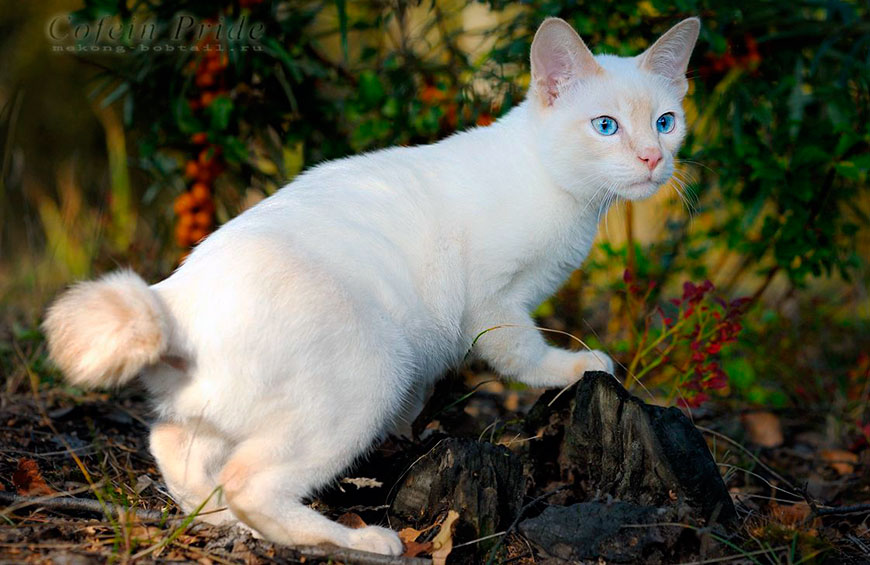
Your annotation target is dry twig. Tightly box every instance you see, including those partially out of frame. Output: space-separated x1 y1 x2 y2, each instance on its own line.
0 491 167 522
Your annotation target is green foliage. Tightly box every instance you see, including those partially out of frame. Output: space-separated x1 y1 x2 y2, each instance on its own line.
75 1 500 186
485 0 870 286
62 0 869 407
73 0 869 285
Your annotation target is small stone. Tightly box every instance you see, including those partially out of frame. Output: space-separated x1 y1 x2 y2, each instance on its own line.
519 501 683 563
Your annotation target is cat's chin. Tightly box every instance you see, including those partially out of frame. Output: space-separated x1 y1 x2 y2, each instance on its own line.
615 180 662 201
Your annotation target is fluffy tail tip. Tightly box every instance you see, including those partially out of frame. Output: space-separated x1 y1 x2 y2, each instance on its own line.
42 270 169 389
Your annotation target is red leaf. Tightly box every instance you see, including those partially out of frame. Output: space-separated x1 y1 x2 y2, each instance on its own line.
402 540 434 558
336 512 367 529
12 458 54 496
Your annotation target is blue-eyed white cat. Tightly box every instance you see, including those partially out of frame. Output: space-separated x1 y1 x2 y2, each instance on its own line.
43 17 700 555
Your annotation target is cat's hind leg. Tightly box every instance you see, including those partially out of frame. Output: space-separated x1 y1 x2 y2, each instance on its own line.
214 358 408 555
386 381 432 439
149 421 235 525
219 447 403 554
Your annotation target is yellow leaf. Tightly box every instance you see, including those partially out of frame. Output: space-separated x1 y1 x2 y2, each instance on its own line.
252 157 278 176
431 510 460 565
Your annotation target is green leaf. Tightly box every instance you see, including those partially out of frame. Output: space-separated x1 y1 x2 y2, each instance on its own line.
173 96 202 135
834 131 860 157
220 136 248 164
747 385 772 405
724 357 756 390
382 98 399 118
358 71 384 107
209 96 234 132
335 0 349 62
533 299 555 318
842 222 859 236
836 161 863 180
851 153 870 171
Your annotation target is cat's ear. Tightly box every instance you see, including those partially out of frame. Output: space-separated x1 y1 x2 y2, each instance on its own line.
530 18 601 107
637 18 701 96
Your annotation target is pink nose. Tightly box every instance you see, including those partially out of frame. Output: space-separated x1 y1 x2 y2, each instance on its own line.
638 148 662 171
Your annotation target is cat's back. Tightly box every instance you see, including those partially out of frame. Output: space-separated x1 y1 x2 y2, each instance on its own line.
156 141 470 348
147 143 470 419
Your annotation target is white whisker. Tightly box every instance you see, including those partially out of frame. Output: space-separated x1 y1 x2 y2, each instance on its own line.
676 158 717 175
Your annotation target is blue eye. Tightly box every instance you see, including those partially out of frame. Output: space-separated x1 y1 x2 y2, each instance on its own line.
656 112 676 133
591 116 618 136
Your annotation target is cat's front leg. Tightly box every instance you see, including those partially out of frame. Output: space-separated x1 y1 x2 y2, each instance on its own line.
471 303 613 387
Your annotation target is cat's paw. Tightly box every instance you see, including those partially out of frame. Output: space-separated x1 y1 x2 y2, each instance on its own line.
573 350 615 377
347 525 403 555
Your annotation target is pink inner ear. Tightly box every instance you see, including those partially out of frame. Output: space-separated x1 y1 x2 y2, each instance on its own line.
531 20 602 106
639 19 700 82
533 37 577 105
538 57 574 105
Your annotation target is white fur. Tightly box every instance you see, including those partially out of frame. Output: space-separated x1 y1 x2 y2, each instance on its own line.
43 18 699 555
43 270 169 388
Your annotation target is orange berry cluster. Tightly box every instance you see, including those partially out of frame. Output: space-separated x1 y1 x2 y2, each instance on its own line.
174 142 223 247
175 41 228 249
700 34 762 79
419 83 494 129
187 38 229 111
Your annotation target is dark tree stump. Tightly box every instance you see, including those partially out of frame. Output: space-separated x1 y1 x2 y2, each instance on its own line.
528 372 735 524
518 500 684 563
390 437 524 547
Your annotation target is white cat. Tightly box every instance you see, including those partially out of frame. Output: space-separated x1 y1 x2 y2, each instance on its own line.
43 17 699 556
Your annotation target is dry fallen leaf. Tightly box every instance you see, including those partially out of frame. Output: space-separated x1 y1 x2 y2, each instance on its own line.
399 527 423 544
12 458 54 496
336 512 367 529
770 501 811 526
339 477 383 489
741 411 784 447
431 510 460 565
404 540 434 558
400 527 435 558
819 448 858 476
127 523 163 543
134 474 154 494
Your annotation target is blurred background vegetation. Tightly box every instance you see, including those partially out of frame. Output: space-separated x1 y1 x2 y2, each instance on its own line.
0 0 868 430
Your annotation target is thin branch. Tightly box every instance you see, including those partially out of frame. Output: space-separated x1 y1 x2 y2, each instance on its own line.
0 492 429 564
748 265 779 303
0 491 168 523
813 503 870 518
288 544 430 565
696 425 798 492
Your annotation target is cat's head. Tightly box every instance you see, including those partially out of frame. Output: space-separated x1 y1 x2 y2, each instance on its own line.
528 17 700 202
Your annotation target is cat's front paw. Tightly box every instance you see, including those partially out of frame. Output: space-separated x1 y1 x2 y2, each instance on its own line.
347 525 404 555
573 350 615 377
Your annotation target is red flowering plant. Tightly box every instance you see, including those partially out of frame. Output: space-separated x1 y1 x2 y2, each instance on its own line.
622 269 751 408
